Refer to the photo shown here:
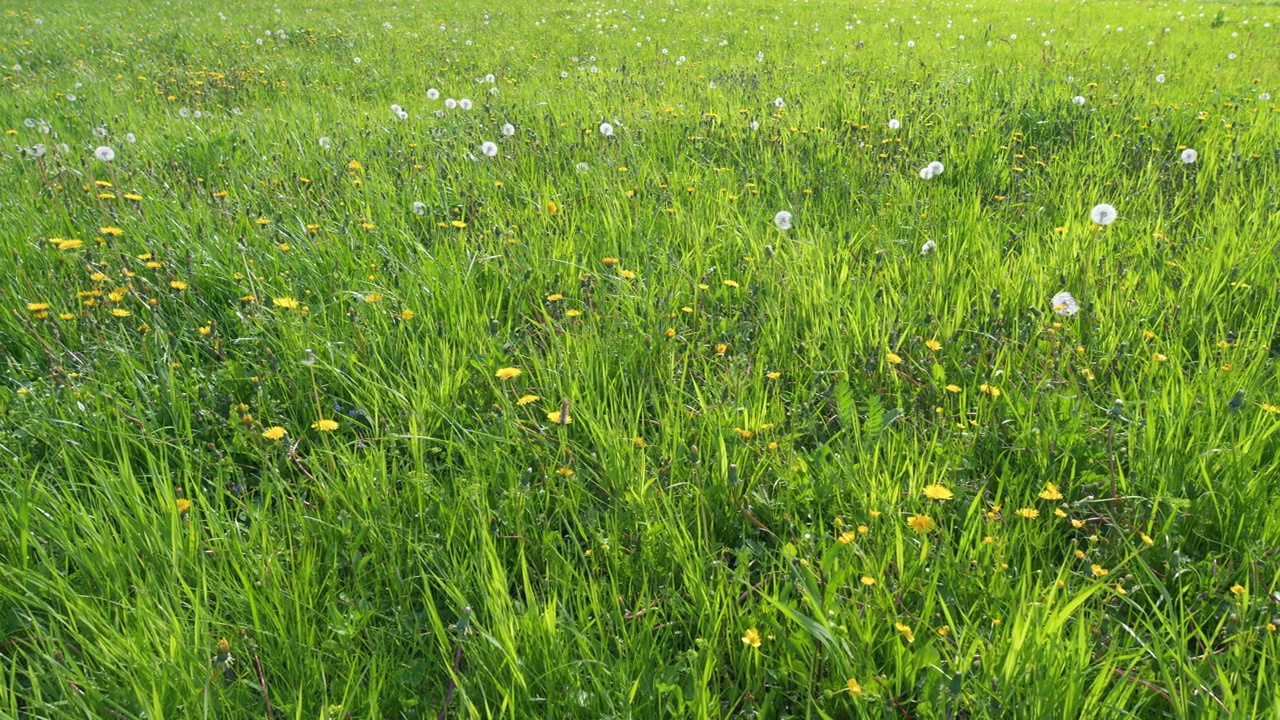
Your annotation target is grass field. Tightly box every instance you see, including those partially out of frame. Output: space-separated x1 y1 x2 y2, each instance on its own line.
2 0 1280 717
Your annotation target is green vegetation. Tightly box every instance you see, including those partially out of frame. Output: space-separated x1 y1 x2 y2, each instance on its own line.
2 0 1279 716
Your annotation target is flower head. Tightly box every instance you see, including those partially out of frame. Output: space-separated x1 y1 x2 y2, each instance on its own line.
496 367 522 380
598 122 614 136
741 628 761 648
1090 203 1117 226
894 622 915 643
1180 148 1197 164
262 426 286 441
907 514 935 533
888 118 901 129
480 141 498 157
773 210 792 230
1039 482 1063 501
923 484 953 501
1051 291 1079 317
312 418 339 432
1016 507 1040 519
94 146 115 162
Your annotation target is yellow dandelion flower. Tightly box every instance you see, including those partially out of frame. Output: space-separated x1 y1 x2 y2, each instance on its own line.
979 384 1001 397
602 257 620 265
547 293 564 302
716 343 728 356
925 339 942 351
923 484 953 501
1039 482 1063 501
347 160 362 170
256 217 271 226
1071 518 1086 529
846 678 863 697
664 328 676 339
100 226 123 236
399 309 415 321
516 394 540 406
886 352 903 365
262 426 286 441
945 384 961 393
723 279 739 288
546 408 572 425
907 514 935 533
198 325 211 336
450 220 467 229
620 269 637 279
1016 508 1039 519
364 293 383 303
837 531 857 544
273 297 299 309
1091 564 1109 577
860 576 876 586
312 419 339 432
894 622 916 643
766 371 781 379
741 628 761 648
170 280 188 290
496 367 522 380
1230 584 1245 595
26 302 50 311
176 498 192 514
546 200 558 216
566 309 583 317
110 308 131 317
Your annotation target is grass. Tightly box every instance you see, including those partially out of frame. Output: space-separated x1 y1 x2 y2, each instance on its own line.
1 0 1279 717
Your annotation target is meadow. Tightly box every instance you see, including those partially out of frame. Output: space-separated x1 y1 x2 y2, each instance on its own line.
2 0 1280 716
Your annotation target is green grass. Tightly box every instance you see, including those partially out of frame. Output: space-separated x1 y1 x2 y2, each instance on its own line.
2 0 1280 717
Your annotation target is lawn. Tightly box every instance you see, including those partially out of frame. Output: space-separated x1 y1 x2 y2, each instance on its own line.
2 0 1280 717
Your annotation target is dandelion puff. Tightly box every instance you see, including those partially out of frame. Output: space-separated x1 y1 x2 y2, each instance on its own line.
485 73 495 83
459 98 473 110
427 88 440 100
179 108 192 118
1090 203 1117 226
921 239 936 255
928 161 944 176
1180 148 1197 164
1072 95 1086 106
353 57 361 64
93 146 115 162
93 125 108 137
1260 92 1272 101
125 132 136 143
390 104 402 114
481 141 498 157
396 109 408 120
575 162 590 173
445 98 457 109
599 122 614 136
1051 291 1079 317
501 123 515 136
1155 73 1166 83
773 210 792 230
919 166 937 180
412 201 426 215
318 136 331 150
774 97 786 108
888 118 901 129
749 120 759 131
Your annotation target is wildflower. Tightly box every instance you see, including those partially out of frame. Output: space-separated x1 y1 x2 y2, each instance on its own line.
1090 203 1118 226
921 239 936 255
766 371 781 379
886 352 903 365
459 99 472 110
312 419 339 432
318 136 331 149
502 123 515 136
1016 508 1039 519
945 384 961 393
1153 353 1167 362
599 122 614 136
1073 95 1086 106
176 498 192 514
412 201 427 216
715 343 728 356
1091 564 1109 577
923 484 953 501
1039 482 1063 501
273 297 299 309
620 270 637 279
1230 584 1245 595
516 394 540 406
496 367 522 380
26 302 50 311
110 308 131 317
907 514 935 533
860 576 876 586
888 118 901 129
602 257 619 265
741 628 761 648
547 407 572 425
773 210 792 230
1180 148 1197 164
170 280 188 290
263 426 286 440
399 309 414 321
427 88 440 100
480 141 498 157
846 678 863 697
894 622 915 643
100 226 124 236
979 384 1000 397
94 146 115 162
198 325 211 336
546 201 559 216
1051 291 1079 317
256 217 271 226
837 531 857 544
547 294 564 302
722 279 739 288
925 339 942 351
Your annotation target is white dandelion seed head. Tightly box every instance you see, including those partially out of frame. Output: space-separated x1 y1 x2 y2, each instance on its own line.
57 143 69 153
1259 92 1272 101
390 104 402 113
501 123 515 136
481 141 498 157
125 133 136 143
193 110 203 119
23 118 35 128
445 98 457 109
576 161 590 173
412 201 426 216
1073 95 1086 106
179 107 192 118
396 110 408 120
888 118 901 129
93 125 108 137
773 97 786 108
1051 291 1079 317
485 73 495 83
318 136 331 149
231 108 243 116
427 88 440 100
560 71 569 79
1180 148 1197 164
1155 73 1166 83
353 57 361 64
1090 203 1117 226
749 120 759 131
907 40 915 47
599 122 614 136
93 146 115 162
921 239 936 255
928 161 945 175
28 144 46 158
773 210 792 230
459 98 472 110
919 166 937 180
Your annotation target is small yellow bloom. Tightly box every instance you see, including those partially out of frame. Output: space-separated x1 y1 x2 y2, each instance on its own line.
766 371 781 379
262 426 286 441
110 308 132 317
945 384 961 393
837 531 857 544
846 678 863 696
26 302 50 311
1016 508 1039 519
547 293 564 302
99 226 124 236
860 576 876 586
925 339 942 351
496 367 522 380
894 622 915 643
176 498 192 514
715 343 728 356
546 200 558 216
566 309 583 317
741 628 761 648
347 160 362 170
664 328 676 339
450 220 467 229
907 514 935 533
1230 584 1245 595
979 384 1001 397
170 280 188 290
1153 352 1167 362
1091 564 1109 577
602 257 620 265
922 484 953 501
312 419 339 432
1039 482 1063 501
364 293 383 303
256 217 271 226
546 408 572 425
1071 519 1086 529
399 309 415 321
198 325 211 336
273 297 299 309
516 394 540 406
723 279 739 288
620 270 637 279
886 352 903 365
